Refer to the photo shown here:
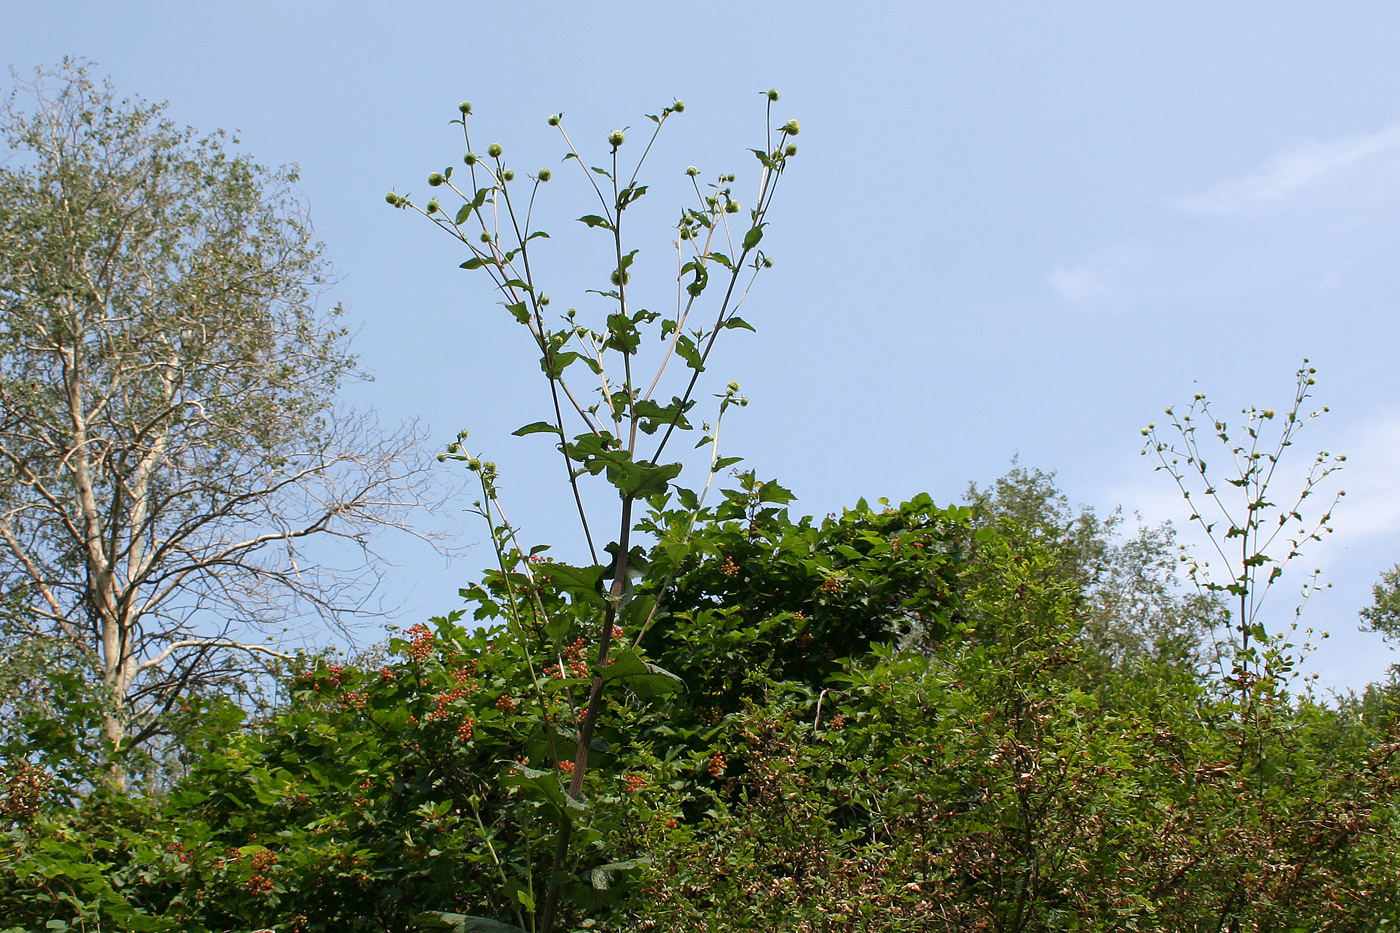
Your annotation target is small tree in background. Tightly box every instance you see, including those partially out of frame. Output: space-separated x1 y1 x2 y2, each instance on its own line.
0 62 441 787
1142 363 1345 708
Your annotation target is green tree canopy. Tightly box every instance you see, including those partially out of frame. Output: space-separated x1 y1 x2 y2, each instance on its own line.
0 62 438 785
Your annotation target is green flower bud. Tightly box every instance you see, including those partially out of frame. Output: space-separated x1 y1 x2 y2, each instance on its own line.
538 168 552 181
725 200 740 213
766 89 780 101
385 191 401 205
539 295 550 306
464 152 479 165
761 257 773 268
548 114 561 126
611 269 630 286
727 381 740 393
502 169 515 181
488 143 503 158
782 119 801 136
685 165 700 177
672 100 685 112
480 231 492 243
459 101 473 114
467 457 482 472
679 227 692 240
428 172 445 186
426 199 440 214
608 129 625 147
785 143 797 157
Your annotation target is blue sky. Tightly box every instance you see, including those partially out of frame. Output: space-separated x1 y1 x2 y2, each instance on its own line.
5 2 1399 691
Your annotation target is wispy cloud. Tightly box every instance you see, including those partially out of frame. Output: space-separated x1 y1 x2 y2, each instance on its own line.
1176 123 1400 215
1047 244 1147 306
1329 414 1400 541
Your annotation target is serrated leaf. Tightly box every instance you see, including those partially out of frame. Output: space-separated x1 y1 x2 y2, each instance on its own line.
602 650 686 696
541 350 580 379
675 334 705 372
684 263 709 297
503 764 588 823
512 421 563 438
413 911 526 933
541 562 608 607
590 857 651 890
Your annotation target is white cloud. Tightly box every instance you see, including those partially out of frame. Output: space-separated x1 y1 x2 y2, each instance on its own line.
1047 244 1147 306
1328 414 1400 540
1176 122 1400 215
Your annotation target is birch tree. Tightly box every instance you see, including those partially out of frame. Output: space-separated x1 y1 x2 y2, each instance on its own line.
0 63 437 782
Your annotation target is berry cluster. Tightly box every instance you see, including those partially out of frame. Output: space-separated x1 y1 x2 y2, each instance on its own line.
720 555 740 578
456 717 475 742
0 760 48 822
553 637 590 679
427 674 477 722
298 664 349 692
708 753 728 778
164 841 191 864
245 849 278 895
495 694 517 714
340 691 368 710
623 772 646 793
559 759 576 774
404 623 436 661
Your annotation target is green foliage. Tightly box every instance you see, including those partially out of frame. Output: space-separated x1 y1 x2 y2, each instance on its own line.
0 60 436 787
1362 563 1400 647
966 462 1226 681
395 89 800 932
4 75 1398 933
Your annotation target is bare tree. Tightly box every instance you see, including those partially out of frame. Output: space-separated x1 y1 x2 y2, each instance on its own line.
0 62 440 784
